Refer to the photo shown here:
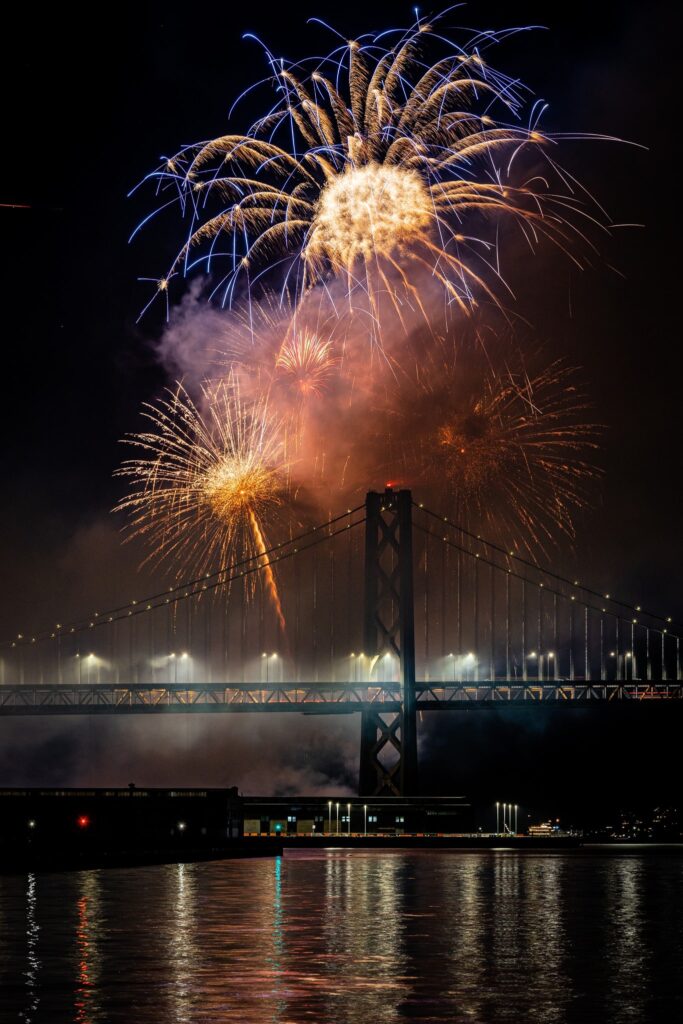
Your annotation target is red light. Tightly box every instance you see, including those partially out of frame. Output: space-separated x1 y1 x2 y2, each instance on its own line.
77 815 90 829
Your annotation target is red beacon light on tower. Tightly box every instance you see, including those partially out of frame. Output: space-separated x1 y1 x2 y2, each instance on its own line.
77 814 91 829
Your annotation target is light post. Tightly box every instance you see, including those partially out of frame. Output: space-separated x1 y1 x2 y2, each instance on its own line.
347 802 351 836
170 652 177 683
449 653 455 682
336 802 339 835
496 801 500 835
515 804 518 834
364 804 367 836
328 800 332 835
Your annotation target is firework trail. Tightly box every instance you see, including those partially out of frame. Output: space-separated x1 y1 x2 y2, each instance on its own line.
248 509 286 632
133 12 607 332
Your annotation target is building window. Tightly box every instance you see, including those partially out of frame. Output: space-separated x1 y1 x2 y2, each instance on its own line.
395 816 405 823
369 815 378 823
287 815 296 823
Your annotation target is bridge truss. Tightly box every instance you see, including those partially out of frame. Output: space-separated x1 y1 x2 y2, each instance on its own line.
0 680 681 714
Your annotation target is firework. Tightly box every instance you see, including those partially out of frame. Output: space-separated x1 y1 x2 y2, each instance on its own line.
218 291 341 404
114 378 287 627
424 356 601 553
135 13 600 325
275 330 337 399
117 12 614 590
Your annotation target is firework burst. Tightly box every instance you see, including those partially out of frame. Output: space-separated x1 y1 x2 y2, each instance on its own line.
427 357 602 552
135 13 602 327
275 330 337 399
114 378 287 627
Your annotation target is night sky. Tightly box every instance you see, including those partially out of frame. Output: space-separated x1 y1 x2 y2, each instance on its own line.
0 1 680 821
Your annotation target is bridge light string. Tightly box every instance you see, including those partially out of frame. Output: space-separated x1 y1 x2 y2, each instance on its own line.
412 521 681 648
414 502 682 633
0 506 365 651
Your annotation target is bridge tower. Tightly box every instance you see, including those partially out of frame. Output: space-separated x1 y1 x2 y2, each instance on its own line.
359 488 418 796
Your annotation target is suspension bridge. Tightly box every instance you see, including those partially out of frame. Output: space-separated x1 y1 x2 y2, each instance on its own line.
1 488 681 796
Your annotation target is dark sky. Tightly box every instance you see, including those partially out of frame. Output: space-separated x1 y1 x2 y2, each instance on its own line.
0 1 680 817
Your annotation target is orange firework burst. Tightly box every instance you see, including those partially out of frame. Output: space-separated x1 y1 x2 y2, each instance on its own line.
275 330 337 398
431 358 602 552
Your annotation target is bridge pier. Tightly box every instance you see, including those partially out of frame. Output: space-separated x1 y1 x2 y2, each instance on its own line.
359 488 418 796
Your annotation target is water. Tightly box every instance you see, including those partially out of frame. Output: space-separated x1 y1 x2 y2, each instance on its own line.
1 849 681 1023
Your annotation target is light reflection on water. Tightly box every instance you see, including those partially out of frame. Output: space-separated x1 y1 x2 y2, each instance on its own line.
0 850 681 1023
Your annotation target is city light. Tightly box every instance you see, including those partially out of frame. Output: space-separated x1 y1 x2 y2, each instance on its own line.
77 815 90 829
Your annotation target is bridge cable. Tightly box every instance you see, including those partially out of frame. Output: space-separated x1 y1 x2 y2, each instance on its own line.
414 502 681 632
412 521 681 644
2 507 366 650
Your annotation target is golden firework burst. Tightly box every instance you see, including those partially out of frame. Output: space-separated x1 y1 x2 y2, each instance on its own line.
114 377 287 626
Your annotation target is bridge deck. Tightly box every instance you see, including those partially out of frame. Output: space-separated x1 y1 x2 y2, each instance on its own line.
0 681 681 714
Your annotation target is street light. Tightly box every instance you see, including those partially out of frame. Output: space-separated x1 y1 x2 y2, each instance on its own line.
336 801 339 835
515 804 519 834
328 800 332 835
496 801 500 835
364 803 367 836
347 802 351 836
